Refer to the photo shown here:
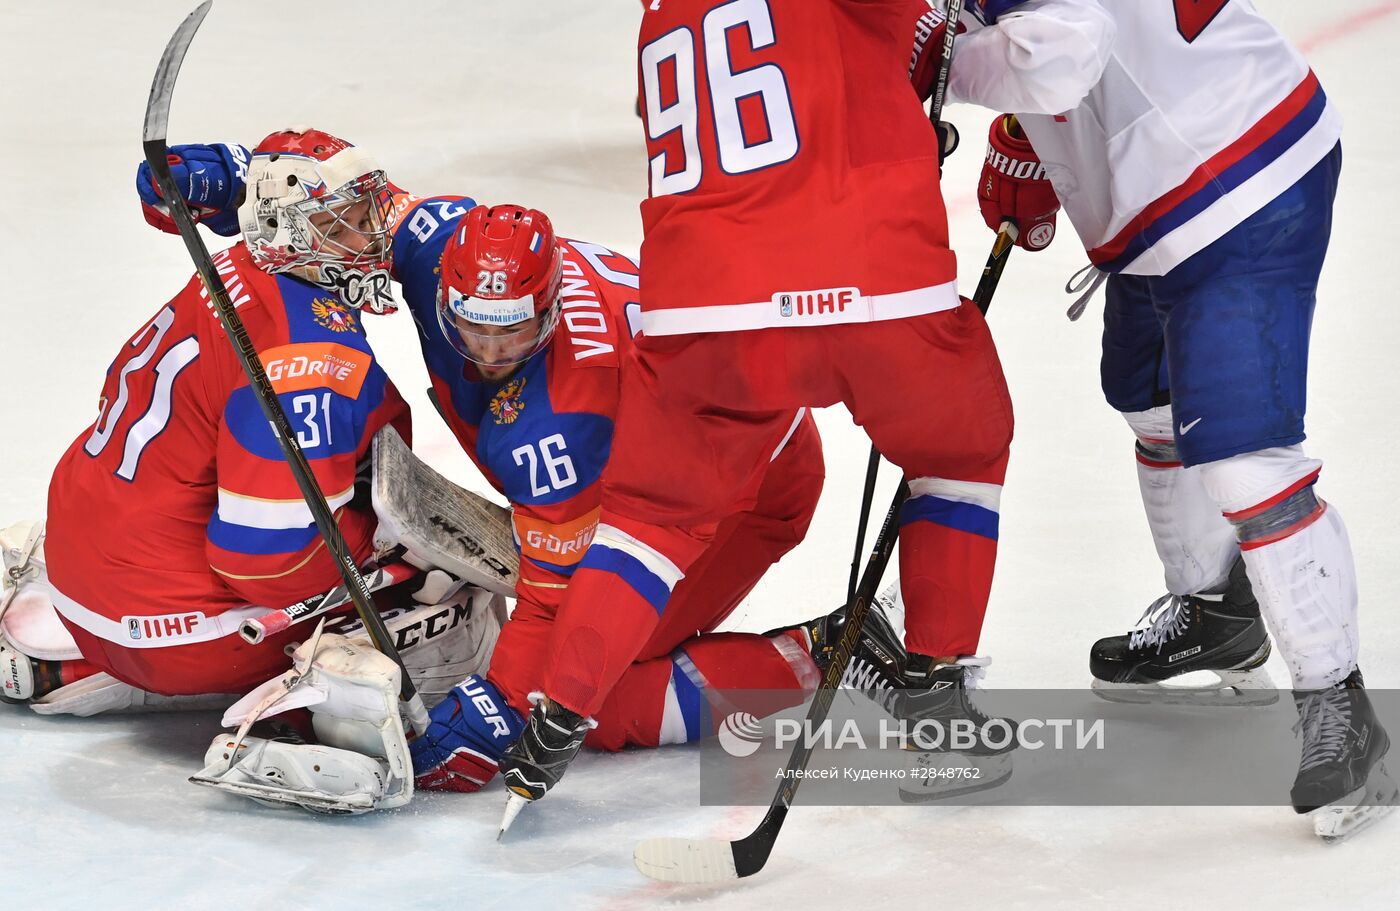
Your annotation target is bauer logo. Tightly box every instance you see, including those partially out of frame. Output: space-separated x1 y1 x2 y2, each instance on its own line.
718 712 766 758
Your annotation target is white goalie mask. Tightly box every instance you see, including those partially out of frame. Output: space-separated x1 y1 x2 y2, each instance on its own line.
238 128 397 314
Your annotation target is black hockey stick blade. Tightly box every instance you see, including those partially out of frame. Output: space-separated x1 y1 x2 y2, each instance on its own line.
139 2 430 735
142 0 209 145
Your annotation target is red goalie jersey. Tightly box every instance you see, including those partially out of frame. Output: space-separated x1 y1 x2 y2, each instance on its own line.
44 244 409 696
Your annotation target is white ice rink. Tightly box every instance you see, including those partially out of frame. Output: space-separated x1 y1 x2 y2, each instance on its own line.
4 1 1400 907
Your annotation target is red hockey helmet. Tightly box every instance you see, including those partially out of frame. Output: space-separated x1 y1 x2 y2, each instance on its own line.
237 127 396 313
436 204 564 369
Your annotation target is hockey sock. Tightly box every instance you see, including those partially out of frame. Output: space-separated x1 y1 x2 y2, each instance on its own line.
588 631 821 751
898 477 1001 657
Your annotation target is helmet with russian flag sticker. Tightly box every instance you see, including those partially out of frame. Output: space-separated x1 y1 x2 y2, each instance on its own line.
436 204 563 369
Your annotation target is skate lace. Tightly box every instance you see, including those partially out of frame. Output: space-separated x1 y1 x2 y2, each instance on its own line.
1294 689 1353 773
955 656 994 724
1128 593 1190 653
844 658 899 715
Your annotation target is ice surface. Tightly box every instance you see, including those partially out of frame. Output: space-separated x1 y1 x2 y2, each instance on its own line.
3 2 1398 907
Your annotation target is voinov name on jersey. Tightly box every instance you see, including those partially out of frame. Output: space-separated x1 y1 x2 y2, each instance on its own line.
768 716 1106 752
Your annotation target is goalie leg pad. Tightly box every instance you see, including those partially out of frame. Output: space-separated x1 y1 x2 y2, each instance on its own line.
197 631 414 813
324 583 504 708
192 734 390 815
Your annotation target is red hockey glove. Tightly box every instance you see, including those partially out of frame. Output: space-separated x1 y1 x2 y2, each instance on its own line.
978 115 1060 251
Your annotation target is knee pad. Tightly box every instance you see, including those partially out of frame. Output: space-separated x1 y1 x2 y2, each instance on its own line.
1122 406 1180 467
1197 446 1324 548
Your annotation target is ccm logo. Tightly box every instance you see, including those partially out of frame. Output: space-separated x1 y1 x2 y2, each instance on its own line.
775 287 859 319
124 613 204 641
985 149 1048 181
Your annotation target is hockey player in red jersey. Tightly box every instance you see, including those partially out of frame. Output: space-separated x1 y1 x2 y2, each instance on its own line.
947 0 1391 840
364 202 862 793
1 129 455 713
113 143 909 802
497 0 1015 808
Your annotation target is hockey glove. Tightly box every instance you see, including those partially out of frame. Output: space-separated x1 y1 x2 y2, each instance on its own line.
136 142 250 237
410 675 524 792
978 115 1060 251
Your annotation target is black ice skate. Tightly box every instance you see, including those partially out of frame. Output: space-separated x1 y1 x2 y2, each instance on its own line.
777 582 908 716
1292 668 1397 844
497 693 596 838
1090 558 1277 706
895 654 1015 802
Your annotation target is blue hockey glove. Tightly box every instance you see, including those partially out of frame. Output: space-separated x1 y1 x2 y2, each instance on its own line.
136 142 249 236
410 675 525 792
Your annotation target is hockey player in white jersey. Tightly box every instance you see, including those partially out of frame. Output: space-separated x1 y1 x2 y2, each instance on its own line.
936 0 1393 840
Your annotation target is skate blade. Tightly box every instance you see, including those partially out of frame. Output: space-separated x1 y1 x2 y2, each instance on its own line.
1090 670 1279 707
897 751 1012 803
1311 764 1400 845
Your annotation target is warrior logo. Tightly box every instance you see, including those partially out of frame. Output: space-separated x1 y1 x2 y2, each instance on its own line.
490 377 527 425
311 296 359 334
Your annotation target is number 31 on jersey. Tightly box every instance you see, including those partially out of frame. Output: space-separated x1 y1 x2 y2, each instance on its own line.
640 0 799 197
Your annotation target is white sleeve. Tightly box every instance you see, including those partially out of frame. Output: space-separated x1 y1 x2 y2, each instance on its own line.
948 0 1116 115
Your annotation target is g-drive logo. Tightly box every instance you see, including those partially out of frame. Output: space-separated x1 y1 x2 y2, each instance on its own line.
715 711 1106 756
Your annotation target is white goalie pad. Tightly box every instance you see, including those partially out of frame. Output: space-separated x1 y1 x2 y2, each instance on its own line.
191 631 414 814
324 582 505 707
29 672 233 716
192 734 391 816
2 520 81 661
371 425 518 597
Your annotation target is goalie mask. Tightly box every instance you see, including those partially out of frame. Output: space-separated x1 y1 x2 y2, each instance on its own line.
436 204 563 371
238 128 396 314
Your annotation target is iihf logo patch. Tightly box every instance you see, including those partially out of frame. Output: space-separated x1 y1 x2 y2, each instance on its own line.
779 294 793 318
128 618 142 640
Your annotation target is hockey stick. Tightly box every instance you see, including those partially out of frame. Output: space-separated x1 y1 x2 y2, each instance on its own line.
142 2 430 735
975 220 1018 304
846 448 880 602
633 231 1011 885
634 0 978 884
238 560 419 645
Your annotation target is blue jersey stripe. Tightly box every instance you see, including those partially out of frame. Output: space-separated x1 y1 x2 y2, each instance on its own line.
579 544 672 614
901 496 1000 540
